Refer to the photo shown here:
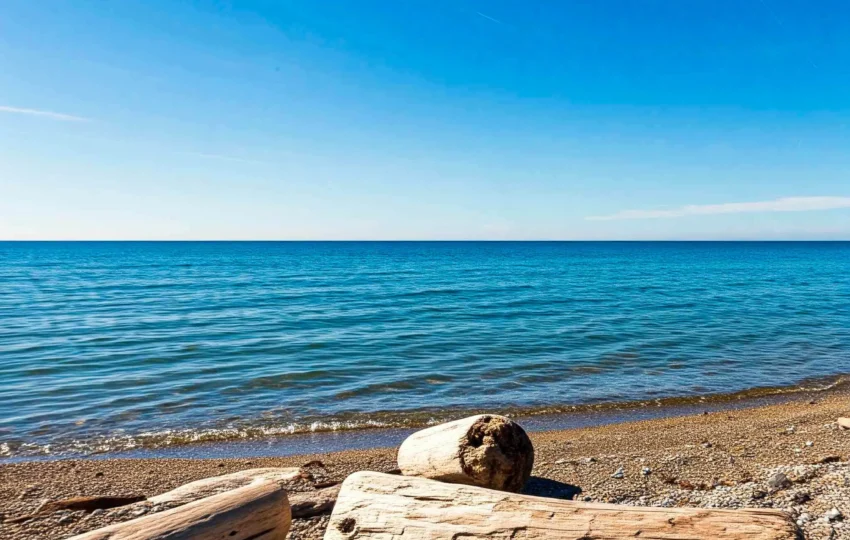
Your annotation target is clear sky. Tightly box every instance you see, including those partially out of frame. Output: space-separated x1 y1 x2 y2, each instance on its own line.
1 0 849 240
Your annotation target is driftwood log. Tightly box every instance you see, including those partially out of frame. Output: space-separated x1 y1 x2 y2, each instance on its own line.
397 414 534 492
145 467 338 519
289 484 342 519
324 471 800 540
147 467 302 507
68 479 291 540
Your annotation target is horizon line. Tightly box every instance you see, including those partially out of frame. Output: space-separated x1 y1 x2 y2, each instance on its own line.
1 239 848 243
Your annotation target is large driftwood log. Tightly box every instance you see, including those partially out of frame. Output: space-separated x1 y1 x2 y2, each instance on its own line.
68 479 291 540
397 414 534 492
147 467 301 507
324 472 799 540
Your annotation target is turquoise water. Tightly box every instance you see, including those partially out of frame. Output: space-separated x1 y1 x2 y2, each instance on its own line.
1 241 848 458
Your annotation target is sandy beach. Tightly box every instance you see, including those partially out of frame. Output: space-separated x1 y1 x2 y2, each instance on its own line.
2 388 849 539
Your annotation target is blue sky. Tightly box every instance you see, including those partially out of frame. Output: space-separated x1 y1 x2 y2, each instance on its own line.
1 0 849 240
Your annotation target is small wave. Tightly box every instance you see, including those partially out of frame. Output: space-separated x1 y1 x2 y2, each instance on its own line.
5 374 849 460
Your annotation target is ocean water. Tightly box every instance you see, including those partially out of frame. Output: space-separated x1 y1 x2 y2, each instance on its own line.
1 241 848 459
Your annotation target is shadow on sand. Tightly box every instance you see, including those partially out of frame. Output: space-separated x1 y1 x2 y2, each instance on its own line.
523 476 582 500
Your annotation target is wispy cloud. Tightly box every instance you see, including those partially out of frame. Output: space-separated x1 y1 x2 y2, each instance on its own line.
587 196 850 221
475 11 503 24
0 105 90 122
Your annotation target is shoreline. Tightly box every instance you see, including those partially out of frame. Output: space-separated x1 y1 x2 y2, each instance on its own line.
5 373 850 463
3 388 850 539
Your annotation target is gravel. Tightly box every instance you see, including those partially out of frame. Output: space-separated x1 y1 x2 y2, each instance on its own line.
2 389 850 539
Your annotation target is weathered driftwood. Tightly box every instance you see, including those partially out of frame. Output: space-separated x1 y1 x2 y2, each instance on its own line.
8 495 147 523
324 471 799 540
147 467 301 507
68 479 290 540
396 414 534 492
290 484 342 518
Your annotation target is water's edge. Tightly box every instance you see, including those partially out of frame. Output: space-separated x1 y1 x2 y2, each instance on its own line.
5 373 847 463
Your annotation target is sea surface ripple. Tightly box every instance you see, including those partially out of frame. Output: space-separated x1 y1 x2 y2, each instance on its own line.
0 241 848 458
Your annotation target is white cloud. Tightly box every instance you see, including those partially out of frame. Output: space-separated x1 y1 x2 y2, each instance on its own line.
587 196 850 221
476 11 503 24
0 105 90 122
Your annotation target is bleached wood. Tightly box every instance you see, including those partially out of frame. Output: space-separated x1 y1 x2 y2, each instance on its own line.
397 414 534 492
146 467 301 507
324 471 799 540
68 479 290 540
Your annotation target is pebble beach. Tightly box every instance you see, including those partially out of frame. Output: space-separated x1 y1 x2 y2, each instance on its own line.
2 388 849 539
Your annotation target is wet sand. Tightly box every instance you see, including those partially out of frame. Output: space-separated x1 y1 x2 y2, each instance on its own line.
2 390 850 539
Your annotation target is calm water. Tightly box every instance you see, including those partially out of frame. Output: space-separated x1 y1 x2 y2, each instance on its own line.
1 241 848 458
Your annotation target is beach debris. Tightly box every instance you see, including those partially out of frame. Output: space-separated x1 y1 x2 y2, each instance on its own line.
289 484 342 519
768 472 790 490
37 495 146 515
611 466 625 479
8 494 148 524
837 418 850 430
396 414 534 492
805 441 813 447
313 480 339 489
825 508 843 522
324 471 800 540
147 468 302 507
65 479 290 540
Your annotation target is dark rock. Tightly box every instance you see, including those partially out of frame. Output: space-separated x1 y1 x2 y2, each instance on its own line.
792 492 811 504
767 472 789 490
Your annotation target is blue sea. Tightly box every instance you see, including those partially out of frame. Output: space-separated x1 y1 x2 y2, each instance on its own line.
1 241 848 459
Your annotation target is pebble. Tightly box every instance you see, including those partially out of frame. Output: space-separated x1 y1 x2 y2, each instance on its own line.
792 491 812 504
611 467 625 479
825 508 843 522
806 441 814 447
767 472 789 490
640 467 651 476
